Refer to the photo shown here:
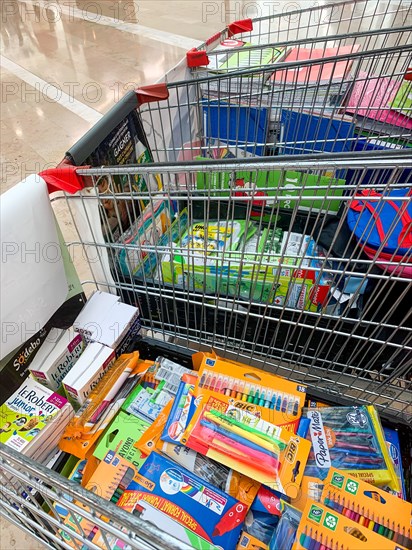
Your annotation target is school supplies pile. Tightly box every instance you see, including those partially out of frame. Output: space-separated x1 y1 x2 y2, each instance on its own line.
0 378 73 463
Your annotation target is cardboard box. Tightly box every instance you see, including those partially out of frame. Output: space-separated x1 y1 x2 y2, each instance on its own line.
29 328 85 391
62 343 115 407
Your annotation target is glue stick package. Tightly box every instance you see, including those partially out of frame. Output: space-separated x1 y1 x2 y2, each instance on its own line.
301 406 399 491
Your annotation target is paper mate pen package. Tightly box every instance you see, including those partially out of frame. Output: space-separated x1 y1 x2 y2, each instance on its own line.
118 451 248 550
301 406 399 491
182 392 311 497
29 328 85 391
93 411 149 470
192 351 307 431
292 499 408 550
383 427 407 500
322 469 412 547
162 372 198 444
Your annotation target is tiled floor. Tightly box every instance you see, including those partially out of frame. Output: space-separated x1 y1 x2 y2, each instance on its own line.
1 0 410 548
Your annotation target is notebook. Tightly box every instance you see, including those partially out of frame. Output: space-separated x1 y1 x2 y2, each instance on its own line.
270 45 360 85
345 72 412 130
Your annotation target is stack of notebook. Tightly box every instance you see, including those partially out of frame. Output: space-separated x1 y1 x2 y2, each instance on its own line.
198 40 286 95
268 45 360 120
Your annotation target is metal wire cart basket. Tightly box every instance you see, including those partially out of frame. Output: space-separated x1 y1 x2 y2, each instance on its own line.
1 2 411 549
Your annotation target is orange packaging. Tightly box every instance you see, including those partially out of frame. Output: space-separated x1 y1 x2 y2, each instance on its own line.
292 499 408 550
322 469 411 539
182 391 311 497
192 351 306 432
134 400 173 456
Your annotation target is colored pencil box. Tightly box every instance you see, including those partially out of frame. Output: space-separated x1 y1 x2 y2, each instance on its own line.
119 451 248 550
182 391 311 497
60 451 138 548
93 410 149 470
292 499 408 550
322 468 412 548
192 351 307 432
301 406 399 491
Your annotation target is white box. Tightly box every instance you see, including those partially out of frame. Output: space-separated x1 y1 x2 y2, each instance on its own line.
29 328 84 391
61 342 115 407
73 291 120 339
73 292 140 355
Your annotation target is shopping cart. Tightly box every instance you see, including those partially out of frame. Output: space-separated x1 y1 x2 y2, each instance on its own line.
1 2 412 549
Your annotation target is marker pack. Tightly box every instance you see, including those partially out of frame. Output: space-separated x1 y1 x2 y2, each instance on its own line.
292 499 408 550
192 351 307 432
122 379 173 423
301 406 399 491
182 391 311 496
118 451 248 550
322 469 411 548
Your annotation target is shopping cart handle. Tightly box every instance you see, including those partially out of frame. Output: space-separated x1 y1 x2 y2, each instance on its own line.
135 84 169 106
404 68 412 81
39 164 88 195
187 48 209 68
228 18 253 37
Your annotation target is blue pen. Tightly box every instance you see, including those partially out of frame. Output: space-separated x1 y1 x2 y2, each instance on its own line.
276 394 282 411
270 393 277 410
258 390 266 408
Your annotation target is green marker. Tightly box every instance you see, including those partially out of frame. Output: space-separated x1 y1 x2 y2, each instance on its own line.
208 409 286 449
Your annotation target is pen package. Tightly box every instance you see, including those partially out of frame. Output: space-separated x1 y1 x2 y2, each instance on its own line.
301 406 399 491
134 400 173 456
93 410 150 470
122 378 173 423
291 499 408 550
269 501 302 550
322 469 412 548
59 353 148 458
192 351 307 432
383 427 407 500
119 451 248 550
182 392 311 496
158 440 260 508
161 373 198 444
61 451 137 549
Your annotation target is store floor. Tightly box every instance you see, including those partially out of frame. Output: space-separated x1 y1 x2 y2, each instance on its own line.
0 0 410 548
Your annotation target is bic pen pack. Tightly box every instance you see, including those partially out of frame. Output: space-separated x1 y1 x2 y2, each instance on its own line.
182 392 311 497
118 451 248 550
192 351 307 432
59 353 150 458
